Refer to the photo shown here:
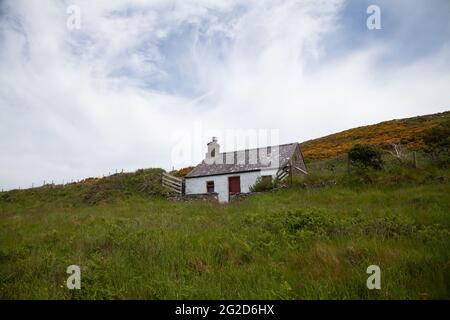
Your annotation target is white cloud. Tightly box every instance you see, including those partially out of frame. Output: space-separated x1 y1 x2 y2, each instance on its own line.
0 0 449 189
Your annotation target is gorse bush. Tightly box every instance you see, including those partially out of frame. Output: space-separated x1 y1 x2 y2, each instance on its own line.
423 120 450 150
171 166 194 177
422 120 450 168
348 144 384 170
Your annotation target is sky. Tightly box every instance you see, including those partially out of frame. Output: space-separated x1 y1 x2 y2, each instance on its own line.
0 0 449 190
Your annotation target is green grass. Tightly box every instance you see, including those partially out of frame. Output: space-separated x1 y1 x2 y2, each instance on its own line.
1 161 449 299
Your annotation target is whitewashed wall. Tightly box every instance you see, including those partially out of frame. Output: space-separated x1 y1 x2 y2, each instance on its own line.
185 168 278 202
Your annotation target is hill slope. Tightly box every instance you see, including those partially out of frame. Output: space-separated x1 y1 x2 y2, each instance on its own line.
1 169 449 299
300 111 450 160
0 112 449 300
0 168 165 206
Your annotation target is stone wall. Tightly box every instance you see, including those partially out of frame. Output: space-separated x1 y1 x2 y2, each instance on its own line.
229 186 287 202
229 192 251 202
166 192 219 203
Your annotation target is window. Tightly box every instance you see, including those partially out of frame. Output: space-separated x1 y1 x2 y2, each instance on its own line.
261 175 272 183
206 181 214 193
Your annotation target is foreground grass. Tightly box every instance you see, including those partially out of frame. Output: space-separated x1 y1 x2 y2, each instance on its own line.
1 178 449 299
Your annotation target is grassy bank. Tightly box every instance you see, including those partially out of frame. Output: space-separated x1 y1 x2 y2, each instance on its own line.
1 164 449 299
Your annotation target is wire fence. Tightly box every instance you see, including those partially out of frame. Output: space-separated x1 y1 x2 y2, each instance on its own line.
1 168 129 193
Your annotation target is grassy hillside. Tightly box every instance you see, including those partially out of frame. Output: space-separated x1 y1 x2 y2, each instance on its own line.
0 112 449 300
301 111 450 160
0 168 165 207
1 156 449 299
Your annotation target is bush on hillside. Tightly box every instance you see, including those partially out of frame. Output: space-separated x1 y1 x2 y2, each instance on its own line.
422 120 450 167
348 144 383 170
172 166 194 177
250 176 275 192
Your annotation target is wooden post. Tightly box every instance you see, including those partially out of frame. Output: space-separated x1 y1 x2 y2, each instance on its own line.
290 160 293 186
413 151 418 168
347 153 350 173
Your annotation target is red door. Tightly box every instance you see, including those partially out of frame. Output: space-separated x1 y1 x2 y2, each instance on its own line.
228 176 241 195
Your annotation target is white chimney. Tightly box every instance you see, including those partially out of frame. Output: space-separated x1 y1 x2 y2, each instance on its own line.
206 137 220 159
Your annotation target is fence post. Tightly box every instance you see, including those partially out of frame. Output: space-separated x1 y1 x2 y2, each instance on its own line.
290 160 293 186
413 151 418 168
347 153 350 173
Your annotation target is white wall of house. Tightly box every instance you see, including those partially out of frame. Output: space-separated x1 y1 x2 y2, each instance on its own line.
185 168 278 202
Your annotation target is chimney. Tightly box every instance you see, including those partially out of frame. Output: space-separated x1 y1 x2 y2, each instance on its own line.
206 137 220 159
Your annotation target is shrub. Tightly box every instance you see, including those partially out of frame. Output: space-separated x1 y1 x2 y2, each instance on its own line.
422 120 450 167
250 176 275 192
348 144 383 170
280 209 336 235
172 166 194 177
258 208 337 239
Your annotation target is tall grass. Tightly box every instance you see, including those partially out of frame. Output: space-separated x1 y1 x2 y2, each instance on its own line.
1 165 449 299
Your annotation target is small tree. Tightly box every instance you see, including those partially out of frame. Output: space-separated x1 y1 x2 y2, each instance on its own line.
348 144 383 170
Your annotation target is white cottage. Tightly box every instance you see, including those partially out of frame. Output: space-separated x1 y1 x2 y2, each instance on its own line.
185 137 308 202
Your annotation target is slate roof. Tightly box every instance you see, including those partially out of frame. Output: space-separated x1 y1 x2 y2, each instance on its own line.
185 143 298 178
